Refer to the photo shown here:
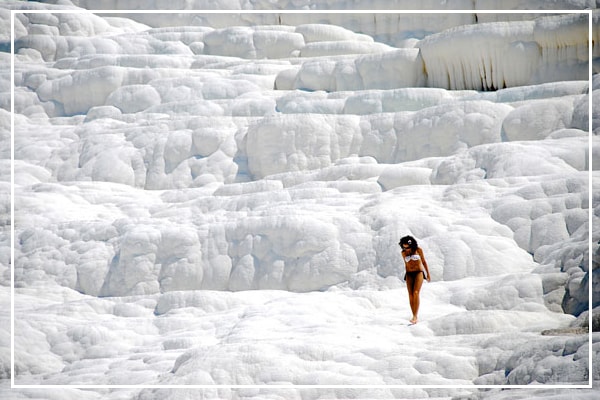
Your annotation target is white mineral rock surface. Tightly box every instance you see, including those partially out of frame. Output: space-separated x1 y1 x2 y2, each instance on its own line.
1 1 598 399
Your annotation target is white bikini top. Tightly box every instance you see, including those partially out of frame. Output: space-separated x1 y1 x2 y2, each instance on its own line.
404 254 421 262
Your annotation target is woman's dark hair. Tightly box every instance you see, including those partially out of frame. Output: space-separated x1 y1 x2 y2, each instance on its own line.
399 235 418 252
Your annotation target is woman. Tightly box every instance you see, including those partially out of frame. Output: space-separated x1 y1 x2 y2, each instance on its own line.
399 235 430 324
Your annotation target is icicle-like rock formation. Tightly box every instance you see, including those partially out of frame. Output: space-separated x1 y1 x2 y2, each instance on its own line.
419 14 590 90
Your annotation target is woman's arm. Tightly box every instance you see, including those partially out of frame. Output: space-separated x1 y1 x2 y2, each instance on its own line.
418 247 431 281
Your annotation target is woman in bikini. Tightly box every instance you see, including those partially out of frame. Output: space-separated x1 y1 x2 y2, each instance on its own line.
399 235 430 324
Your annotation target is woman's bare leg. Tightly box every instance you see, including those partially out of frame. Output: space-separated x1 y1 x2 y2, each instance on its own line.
408 272 424 324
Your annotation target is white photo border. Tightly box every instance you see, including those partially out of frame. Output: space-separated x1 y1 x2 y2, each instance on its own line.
10 7 594 391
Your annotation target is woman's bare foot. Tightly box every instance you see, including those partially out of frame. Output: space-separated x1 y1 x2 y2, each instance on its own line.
410 317 418 324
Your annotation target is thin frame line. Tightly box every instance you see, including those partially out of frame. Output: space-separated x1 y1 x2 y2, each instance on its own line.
10 8 16 391
587 9 594 389
12 9 591 14
10 8 594 391
9 384 594 389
